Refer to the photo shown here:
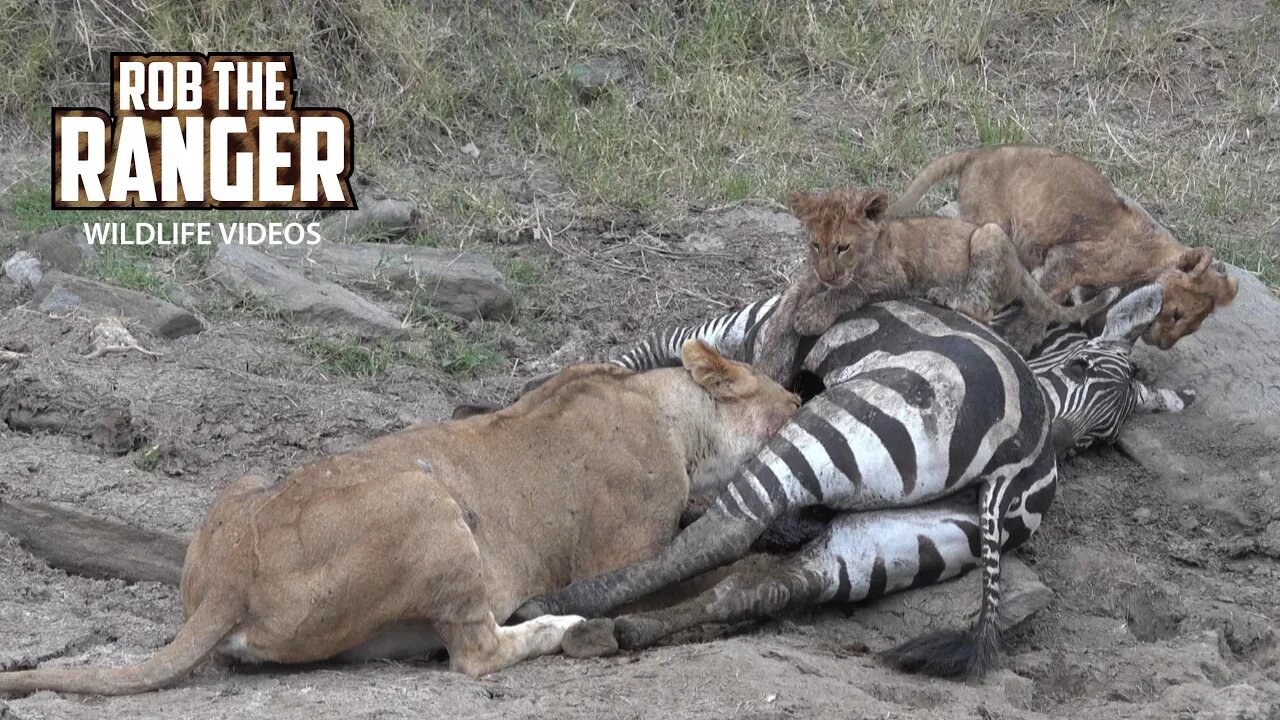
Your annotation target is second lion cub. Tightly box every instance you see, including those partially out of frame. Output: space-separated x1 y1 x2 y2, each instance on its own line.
758 187 1110 383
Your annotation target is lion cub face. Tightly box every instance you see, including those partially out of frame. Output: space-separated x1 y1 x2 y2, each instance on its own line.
1148 247 1239 349
787 188 890 287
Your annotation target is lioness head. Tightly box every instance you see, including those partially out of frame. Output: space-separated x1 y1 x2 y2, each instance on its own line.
680 339 800 492
787 187 890 287
1147 247 1238 349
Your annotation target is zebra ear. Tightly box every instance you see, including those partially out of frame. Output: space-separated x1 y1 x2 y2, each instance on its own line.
1097 284 1163 346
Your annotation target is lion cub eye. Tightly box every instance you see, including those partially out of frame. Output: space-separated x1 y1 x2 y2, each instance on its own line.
837 243 851 254
810 241 820 251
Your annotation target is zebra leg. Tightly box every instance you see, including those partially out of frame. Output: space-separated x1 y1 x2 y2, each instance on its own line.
884 476 1009 679
755 283 809 386
513 502 772 621
1132 381 1196 413
563 496 984 655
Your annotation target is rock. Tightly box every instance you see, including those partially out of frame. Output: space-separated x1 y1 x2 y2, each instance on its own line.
568 58 626 103
1119 264 1280 519
460 142 480 159
318 198 418 243
3 251 42 289
857 556 1053 638
25 225 97 273
261 242 514 320
685 231 726 253
27 271 202 339
206 244 407 339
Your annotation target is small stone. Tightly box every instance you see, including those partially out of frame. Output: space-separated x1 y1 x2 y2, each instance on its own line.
3 251 43 289
28 271 202 339
500 333 534 357
460 142 480 159
568 58 626 104
318 198 418 243
1132 507 1153 523
25 225 97 273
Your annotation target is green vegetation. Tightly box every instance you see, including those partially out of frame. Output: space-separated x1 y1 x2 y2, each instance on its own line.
1 1 1275 285
299 334 408 378
300 325 503 379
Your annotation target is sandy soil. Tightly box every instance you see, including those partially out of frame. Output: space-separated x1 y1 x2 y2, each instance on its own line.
1 203 1278 719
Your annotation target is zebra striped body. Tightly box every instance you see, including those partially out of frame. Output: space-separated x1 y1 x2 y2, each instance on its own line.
525 285 1188 677
614 295 780 371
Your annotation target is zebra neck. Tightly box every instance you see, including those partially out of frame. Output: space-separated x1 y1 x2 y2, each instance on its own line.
1034 376 1086 456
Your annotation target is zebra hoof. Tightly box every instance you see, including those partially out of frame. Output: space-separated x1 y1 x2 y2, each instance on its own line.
613 614 668 650
561 618 618 658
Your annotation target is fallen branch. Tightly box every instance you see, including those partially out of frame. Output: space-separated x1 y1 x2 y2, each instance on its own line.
0 499 188 586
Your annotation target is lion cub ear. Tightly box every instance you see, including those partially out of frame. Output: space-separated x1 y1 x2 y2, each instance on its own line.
858 190 890 222
1178 246 1214 276
681 339 758 400
1210 272 1240 307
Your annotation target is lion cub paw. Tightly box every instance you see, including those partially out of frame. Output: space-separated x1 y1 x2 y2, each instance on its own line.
792 300 839 336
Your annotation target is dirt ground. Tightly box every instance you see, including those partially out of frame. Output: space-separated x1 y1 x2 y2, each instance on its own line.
2 0 1280 716
1 197 1278 719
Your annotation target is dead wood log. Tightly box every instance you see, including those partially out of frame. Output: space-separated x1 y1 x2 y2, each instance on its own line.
0 498 188 586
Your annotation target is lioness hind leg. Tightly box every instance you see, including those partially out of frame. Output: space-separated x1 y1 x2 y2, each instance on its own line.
441 613 585 677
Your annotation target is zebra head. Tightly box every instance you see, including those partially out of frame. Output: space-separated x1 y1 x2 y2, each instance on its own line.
1037 284 1196 457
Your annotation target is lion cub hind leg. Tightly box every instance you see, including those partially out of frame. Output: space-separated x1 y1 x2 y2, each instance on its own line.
441 614 585 677
940 222 1010 325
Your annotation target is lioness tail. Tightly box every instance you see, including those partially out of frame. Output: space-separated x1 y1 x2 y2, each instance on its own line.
0 594 239 696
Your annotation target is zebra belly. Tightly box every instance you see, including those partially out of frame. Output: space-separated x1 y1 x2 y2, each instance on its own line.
807 498 980 604
753 366 1021 512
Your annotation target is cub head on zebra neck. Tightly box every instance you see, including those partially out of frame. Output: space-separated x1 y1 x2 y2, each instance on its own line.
1040 283 1196 458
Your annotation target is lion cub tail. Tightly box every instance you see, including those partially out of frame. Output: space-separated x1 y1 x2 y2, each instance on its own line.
886 149 978 217
0 593 240 696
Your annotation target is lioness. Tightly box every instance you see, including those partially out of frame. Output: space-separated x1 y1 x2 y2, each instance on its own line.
756 186 1110 382
885 144 1239 349
0 340 799 696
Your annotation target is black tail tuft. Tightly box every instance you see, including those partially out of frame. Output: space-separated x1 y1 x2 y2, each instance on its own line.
882 615 1002 680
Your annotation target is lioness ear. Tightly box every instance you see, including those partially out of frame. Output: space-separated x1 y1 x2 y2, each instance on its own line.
681 339 757 399
859 190 890 222
1098 283 1163 345
1178 246 1213 276
786 191 810 218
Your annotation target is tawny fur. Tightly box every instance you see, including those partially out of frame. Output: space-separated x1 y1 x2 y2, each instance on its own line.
756 187 1109 383
0 341 799 696
885 144 1239 349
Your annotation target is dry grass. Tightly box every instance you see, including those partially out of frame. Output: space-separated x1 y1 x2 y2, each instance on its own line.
0 0 1276 284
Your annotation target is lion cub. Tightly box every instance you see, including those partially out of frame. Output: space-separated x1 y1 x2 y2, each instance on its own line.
885 145 1238 349
758 187 1110 383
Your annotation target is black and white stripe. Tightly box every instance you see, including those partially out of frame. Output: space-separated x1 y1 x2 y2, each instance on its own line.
525 285 1188 679
614 295 780 370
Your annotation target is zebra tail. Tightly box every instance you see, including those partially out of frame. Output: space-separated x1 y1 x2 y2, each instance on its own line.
882 478 1005 680
881 607 1002 680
